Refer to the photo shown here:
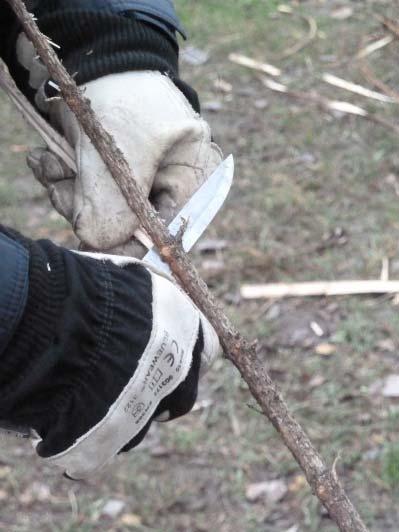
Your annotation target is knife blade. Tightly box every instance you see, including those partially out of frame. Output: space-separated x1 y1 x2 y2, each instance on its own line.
143 155 234 274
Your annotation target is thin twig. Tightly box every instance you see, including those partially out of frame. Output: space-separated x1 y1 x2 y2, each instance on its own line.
260 75 399 135
0 58 152 250
359 59 399 105
280 13 318 58
241 280 399 300
7 2 369 531
0 59 76 170
228 53 281 76
378 15 399 40
357 35 394 59
322 72 396 104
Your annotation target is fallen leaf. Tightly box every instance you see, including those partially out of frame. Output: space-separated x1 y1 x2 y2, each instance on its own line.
150 446 170 458
181 46 209 66
331 7 353 20
310 321 324 337
19 491 34 506
278 5 293 14
377 339 395 352
9 144 28 153
309 375 326 388
371 433 385 445
120 513 142 528
288 475 307 493
363 448 381 461
202 101 223 112
254 98 269 110
369 379 384 395
201 259 225 273
0 466 11 479
213 79 233 93
315 343 336 356
101 499 126 519
197 239 228 253
31 482 51 502
382 375 399 397
246 479 287 503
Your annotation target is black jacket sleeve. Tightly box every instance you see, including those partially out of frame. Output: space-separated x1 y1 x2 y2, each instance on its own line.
0 1 200 113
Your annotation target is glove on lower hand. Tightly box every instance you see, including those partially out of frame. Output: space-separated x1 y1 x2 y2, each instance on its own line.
27 70 222 256
0 229 220 480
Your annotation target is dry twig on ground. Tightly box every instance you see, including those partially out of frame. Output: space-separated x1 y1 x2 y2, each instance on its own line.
228 53 281 76
241 280 399 300
6 1 370 531
378 15 399 40
322 72 396 104
359 59 399 105
260 75 399 135
278 7 318 58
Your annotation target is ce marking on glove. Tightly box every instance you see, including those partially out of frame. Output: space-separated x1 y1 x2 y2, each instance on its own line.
163 340 179 368
164 339 185 374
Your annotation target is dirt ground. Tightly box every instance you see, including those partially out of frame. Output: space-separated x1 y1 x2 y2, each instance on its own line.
2 1 399 530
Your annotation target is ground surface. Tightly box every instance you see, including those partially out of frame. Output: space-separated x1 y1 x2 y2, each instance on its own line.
1 1 399 530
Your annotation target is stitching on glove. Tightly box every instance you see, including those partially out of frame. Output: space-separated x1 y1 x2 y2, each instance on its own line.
91 259 115 366
44 271 199 478
159 73 198 120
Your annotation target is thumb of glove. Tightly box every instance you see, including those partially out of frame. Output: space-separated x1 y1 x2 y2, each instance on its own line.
27 147 75 223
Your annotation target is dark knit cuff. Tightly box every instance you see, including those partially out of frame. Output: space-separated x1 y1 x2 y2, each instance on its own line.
37 11 179 86
35 9 201 113
0 227 66 411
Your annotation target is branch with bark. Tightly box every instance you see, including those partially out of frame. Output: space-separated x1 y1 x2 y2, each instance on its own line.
5 1 369 530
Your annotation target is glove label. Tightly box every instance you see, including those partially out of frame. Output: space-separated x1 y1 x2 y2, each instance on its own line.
41 272 199 479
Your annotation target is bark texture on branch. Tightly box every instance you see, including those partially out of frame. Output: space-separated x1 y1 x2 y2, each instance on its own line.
7 2 369 530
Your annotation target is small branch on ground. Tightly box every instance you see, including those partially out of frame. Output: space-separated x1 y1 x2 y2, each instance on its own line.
241 280 399 300
7 2 370 531
260 75 399 136
359 59 399 105
378 15 399 40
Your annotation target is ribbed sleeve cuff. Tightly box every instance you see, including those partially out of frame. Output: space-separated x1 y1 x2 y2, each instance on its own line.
0 227 67 411
0 233 29 355
37 11 179 86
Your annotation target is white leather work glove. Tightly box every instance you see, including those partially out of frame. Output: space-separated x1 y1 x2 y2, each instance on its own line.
37 252 220 480
27 70 223 256
0 226 221 480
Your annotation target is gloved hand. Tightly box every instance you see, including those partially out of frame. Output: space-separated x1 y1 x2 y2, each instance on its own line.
0 228 220 480
27 70 222 256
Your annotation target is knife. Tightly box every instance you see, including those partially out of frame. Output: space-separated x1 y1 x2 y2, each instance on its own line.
143 155 234 274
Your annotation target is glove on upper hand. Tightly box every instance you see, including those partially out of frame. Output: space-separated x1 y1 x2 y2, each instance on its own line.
27 71 222 256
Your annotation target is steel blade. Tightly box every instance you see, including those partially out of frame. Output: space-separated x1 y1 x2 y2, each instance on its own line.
143 155 234 273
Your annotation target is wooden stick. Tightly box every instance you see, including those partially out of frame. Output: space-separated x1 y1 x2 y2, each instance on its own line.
0 58 76 170
357 35 394 59
260 75 399 135
280 14 318 58
378 16 399 40
359 59 399 105
7 2 369 530
241 280 399 300
322 72 396 104
228 53 281 76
